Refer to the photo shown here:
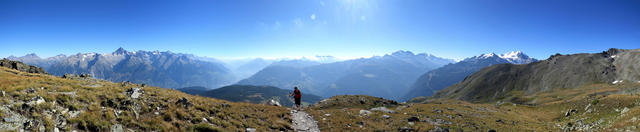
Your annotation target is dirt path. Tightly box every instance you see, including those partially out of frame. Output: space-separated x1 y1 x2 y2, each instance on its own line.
291 109 320 132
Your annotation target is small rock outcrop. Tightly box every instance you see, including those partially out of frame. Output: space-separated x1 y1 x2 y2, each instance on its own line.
370 107 397 113
176 97 193 107
126 88 144 99
267 99 281 106
359 110 372 115
0 59 47 74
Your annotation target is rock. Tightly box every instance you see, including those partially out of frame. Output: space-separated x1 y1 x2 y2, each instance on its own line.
68 111 81 118
221 103 230 108
382 115 391 119
0 59 47 74
54 128 60 132
585 104 591 111
398 126 415 132
126 88 143 99
622 107 630 114
27 96 46 106
370 107 397 113
1 91 5 97
359 110 372 115
176 97 193 107
408 117 419 122
111 124 124 132
267 99 281 106
324 114 331 117
432 109 443 113
4 116 21 123
26 87 36 93
245 128 257 132
79 74 92 78
429 126 449 132
565 109 577 117
62 74 77 78
359 97 367 104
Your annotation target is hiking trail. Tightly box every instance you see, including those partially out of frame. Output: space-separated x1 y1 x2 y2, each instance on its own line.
291 109 320 132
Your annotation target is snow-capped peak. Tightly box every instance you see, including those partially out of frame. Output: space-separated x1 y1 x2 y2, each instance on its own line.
479 53 497 59
465 51 537 64
499 51 523 60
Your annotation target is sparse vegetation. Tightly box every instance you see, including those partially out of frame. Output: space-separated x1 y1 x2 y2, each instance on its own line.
0 66 292 131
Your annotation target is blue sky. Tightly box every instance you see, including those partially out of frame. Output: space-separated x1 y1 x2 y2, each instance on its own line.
1 0 639 60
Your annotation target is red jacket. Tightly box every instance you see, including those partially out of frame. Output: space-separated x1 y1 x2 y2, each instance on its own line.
293 89 301 98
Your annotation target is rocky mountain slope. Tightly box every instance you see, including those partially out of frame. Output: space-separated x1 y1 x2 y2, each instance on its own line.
178 85 323 107
402 51 537 101
238 51 455 100
432 48 640 103
0 58 48 74
0 63 291 131
8 48 235 89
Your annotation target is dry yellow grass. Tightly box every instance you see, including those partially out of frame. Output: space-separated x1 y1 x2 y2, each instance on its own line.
308 82 640 131
0 67 292 131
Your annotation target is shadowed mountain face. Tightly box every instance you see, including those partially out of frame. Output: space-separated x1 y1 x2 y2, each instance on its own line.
402 51 537 101
432 48 640 103
179 85 323 107
9 48 235 89
237 51 455 100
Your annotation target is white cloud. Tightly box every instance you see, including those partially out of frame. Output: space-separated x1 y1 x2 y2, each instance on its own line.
310 14 316 20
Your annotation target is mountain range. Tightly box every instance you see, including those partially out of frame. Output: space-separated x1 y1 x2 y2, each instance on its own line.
8 48 235 89
237 51 456 100
402 51 537 101
431 48 640 103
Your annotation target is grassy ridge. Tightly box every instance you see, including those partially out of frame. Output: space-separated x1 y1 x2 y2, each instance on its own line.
0 66 292 131
308 82 640 131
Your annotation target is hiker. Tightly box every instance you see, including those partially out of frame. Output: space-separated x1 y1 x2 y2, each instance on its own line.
290 86 302 109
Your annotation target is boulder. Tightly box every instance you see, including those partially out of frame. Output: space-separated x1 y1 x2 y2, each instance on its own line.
267 99 281 106
111 124 124 132
370 107 397 114
26 96 46 106
126 88 143 99
398 127 415 132
79 74 92 78
26 88 36 93
176 97 193 107
359 110 372 115
382 115 391 119
565 109 577 117
408 117 419 122
245 128 257 132
622 107 630 114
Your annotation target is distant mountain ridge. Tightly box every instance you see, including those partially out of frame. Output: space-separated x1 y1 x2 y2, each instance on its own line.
432 48 640 103
402 51 538 101
8 48 235 89
237 50 455 100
